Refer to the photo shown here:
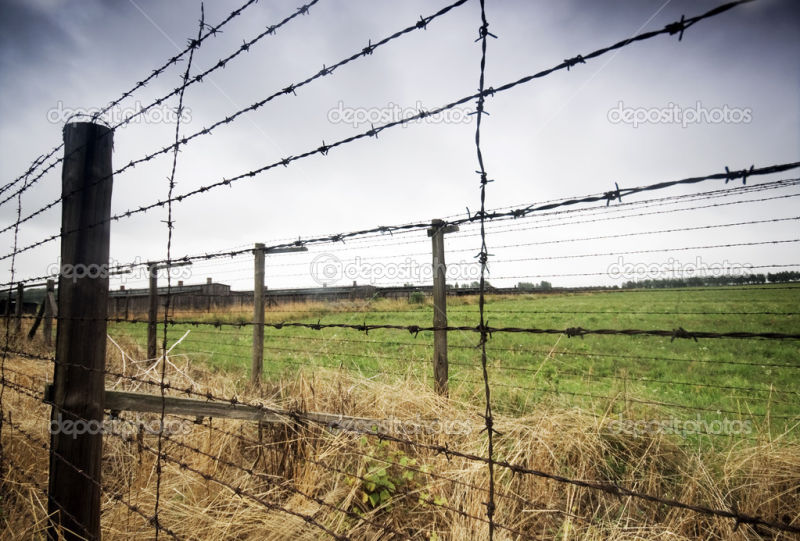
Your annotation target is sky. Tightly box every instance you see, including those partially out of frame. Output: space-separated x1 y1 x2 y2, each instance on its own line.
0 0 798 292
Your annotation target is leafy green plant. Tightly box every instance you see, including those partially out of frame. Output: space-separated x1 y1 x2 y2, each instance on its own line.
351 438 446 513
408 291 426 305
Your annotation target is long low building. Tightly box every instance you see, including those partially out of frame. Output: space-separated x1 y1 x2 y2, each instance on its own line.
105 277 515 317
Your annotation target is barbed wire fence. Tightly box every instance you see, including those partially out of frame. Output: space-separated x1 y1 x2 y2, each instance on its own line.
2 0 799 539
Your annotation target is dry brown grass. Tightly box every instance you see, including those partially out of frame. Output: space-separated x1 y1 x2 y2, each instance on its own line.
1 332 798 540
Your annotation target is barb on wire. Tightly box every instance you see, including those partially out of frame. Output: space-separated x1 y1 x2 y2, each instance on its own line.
0 0 263 210
4 412 182 540
7 166 797 293
472 0 499 537
0 0 764 266
154 6 203 539
323 421 800 536
114 413 410 540
0 0 466 240
0 147 39 480
27 354 800 535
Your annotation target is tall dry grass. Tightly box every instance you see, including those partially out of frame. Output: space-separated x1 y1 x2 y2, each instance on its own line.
1 330 798 540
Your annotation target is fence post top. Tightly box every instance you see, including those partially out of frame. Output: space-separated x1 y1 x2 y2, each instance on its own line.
63 121 113 136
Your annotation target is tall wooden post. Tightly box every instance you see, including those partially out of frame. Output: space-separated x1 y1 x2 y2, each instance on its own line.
147 263 158 360
48 122 113 541
427 220 459 396
43 279 54 347
252 243 265 385
14 282 23 333
123 287 130 321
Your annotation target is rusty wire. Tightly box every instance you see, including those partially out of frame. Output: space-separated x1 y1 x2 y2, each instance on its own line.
0 0 301 210
0 1 774 265
0 0 466 239
5 344 798 534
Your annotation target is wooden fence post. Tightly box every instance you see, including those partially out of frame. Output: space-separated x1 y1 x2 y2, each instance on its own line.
48 121 113 541
252 243 265 385
147 263 158 360
427 219 459 396
14 282 23 333
250 245 307 385
43 279 54 347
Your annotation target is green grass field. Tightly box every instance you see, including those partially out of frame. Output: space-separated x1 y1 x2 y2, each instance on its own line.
109 284 800 444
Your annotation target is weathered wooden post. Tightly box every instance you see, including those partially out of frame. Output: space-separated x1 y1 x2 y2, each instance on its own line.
427 219 459 396
43 279 55 347
14 282 23 333
251 245 307 385
48 122 113 541
147 263 158 360
147 261 190 359
252 243 265 385
123 288 129 321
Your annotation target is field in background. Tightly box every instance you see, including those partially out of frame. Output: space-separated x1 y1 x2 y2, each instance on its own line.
110 284 800 444
4 304 800 540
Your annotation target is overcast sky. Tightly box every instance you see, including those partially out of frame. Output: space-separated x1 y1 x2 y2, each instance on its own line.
0 0 798 292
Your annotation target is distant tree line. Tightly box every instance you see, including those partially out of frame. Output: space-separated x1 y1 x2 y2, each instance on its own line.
620 272 800 289
516 281 552 291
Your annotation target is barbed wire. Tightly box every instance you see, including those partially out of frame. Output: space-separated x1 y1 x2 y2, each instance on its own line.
0 0 309 212
0 441 100 540
0 139 37 481
4 372 353 539
0 0 466 241
152 333 800 370
183 410 583 538
20 349 800 534
111 339 798 415
10 310 800 342
115 413 412 540
153 6 204 539
98 302 800 317
4 165 795 294
495 238 800 264
2 410 184 540
14 347 788 446
200 341 799 396
2 167 796 291
5 342 796 530
329 420 800 535
0 1 779 268
5 0 800 537
171 214 798 271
